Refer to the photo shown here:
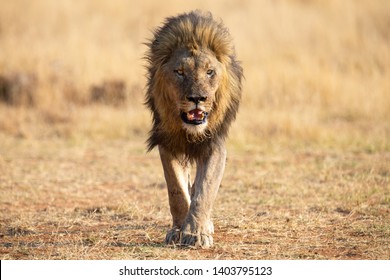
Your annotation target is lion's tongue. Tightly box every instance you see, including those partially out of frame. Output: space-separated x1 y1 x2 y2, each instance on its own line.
187 109 204 121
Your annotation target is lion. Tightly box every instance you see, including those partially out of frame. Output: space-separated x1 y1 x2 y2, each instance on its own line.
145 10 243 248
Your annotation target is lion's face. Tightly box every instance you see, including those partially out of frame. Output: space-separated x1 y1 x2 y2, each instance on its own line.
163 48 223 135
145 11 242 155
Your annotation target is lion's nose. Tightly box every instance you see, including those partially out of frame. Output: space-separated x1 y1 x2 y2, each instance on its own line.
187 96 207 104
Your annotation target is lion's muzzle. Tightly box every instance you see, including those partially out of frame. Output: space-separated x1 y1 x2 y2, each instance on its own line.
181 109 208 125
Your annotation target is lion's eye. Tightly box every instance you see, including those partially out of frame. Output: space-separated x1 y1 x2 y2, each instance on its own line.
206 69 215 77
174 69 184 77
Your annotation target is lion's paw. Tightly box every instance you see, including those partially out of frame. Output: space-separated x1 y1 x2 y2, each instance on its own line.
165 228 181 245
181 232 214 248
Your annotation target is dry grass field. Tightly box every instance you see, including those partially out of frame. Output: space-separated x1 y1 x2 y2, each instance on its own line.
0 0 389 259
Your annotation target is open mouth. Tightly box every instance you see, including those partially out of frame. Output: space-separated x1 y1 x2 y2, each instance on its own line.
181 109 208 125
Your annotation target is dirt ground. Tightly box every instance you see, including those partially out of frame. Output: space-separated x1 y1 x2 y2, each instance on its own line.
1 132 388 260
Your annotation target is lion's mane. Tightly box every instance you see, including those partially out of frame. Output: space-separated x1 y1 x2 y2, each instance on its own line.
145 11 243 159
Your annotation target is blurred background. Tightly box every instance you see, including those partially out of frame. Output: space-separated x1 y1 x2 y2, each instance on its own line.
1 0 389 260
1 0 389 152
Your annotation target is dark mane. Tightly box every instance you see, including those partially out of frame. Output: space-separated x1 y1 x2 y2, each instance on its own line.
145 10 243 159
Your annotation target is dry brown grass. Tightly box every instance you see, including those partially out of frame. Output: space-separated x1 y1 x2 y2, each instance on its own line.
0 0 389 259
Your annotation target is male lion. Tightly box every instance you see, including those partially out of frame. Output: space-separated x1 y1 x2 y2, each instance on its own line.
145 11 243 248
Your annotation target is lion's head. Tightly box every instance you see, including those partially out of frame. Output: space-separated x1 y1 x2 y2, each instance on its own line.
145 11 243 158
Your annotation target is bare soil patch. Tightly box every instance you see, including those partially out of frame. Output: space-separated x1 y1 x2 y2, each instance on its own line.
1 135 388 259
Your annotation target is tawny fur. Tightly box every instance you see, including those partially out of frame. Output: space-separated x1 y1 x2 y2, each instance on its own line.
145 10 243 248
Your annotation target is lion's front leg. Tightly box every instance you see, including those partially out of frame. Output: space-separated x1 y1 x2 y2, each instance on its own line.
181 145 226 248
159 146 191 245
